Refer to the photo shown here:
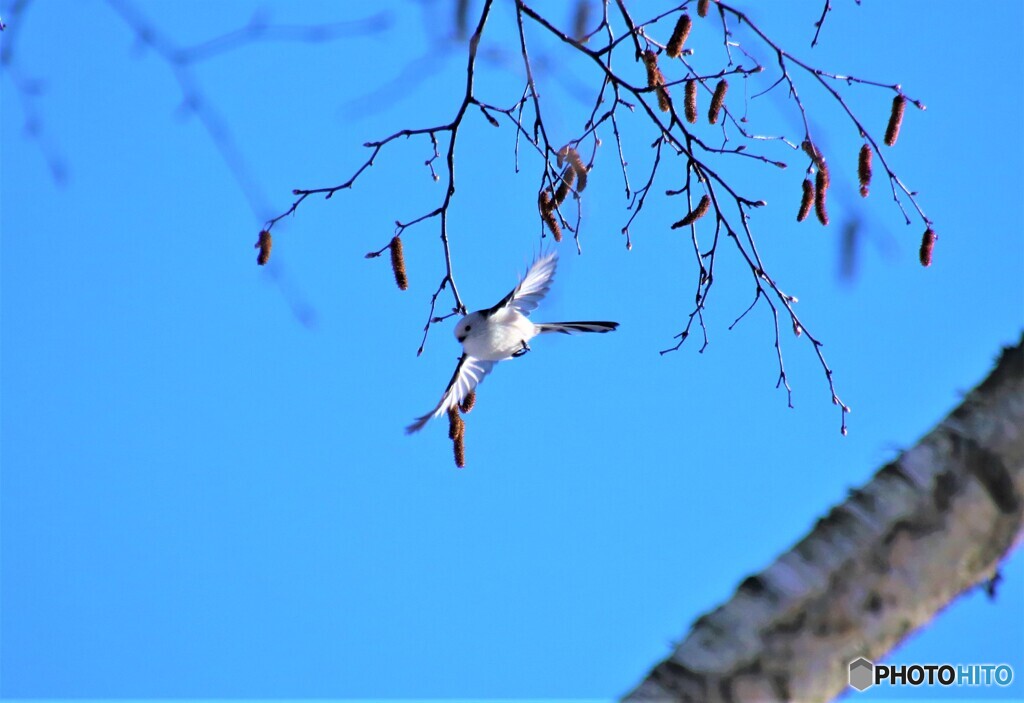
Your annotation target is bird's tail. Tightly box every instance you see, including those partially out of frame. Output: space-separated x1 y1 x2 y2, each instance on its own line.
537 321 619 335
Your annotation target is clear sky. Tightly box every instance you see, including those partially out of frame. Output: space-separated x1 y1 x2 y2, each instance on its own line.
2 1 1022 700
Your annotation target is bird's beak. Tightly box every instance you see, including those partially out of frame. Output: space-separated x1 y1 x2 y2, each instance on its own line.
456 334 466 342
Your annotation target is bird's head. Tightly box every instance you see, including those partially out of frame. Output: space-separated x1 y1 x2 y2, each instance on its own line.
455 312 485 343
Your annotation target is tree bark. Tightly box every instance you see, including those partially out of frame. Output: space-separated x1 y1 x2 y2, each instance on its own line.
624 335 1024 703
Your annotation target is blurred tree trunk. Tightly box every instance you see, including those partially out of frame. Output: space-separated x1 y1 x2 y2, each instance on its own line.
624 336 1024 703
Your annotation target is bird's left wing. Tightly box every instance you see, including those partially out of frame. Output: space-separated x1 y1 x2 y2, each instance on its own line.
485 250 558 317
405 354 495 434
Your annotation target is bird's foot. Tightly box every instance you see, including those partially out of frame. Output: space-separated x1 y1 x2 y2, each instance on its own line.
511 340 531 358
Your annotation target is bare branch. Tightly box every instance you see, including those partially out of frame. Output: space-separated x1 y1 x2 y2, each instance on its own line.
255 0 932 434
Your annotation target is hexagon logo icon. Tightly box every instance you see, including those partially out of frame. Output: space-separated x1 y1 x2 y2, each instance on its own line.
849 657 874 691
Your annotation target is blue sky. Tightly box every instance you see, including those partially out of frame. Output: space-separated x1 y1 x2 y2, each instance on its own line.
2 1 1022 700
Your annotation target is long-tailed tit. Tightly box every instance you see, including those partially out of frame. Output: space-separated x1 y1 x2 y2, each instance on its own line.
406 251 618 433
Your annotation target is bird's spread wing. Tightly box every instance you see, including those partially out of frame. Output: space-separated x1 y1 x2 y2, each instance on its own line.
405 354 495 434
486 250 558 317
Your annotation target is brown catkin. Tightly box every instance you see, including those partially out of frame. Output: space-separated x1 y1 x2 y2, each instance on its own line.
684 79 698 124
556 145 570 167
566 149 588 192
858 144 872 197
455 0 469 38
545 213 562 242
554 166 576 205
814 169 830 225
656 84 671 113
698 0 710 17
459 390 476 414
642 50 660 86
885 95 906 146
817 160 830 190
666 14 692 58
389 236 408 290
671 195 711 228
447 405 464 441
572 0 590 42
708 79 728 124
801 140 826 169
539 190 562 242
453 432 466 468
919 228 936 267
255 230 272 266
797 178 814 222
643 50 671 112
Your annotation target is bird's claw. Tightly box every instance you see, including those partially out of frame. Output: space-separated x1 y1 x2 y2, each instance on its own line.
512 340 531 358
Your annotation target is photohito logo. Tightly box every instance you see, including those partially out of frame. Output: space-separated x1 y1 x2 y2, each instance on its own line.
849 657 1014 692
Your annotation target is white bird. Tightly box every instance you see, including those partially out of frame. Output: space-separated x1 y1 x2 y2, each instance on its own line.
406 251 618 433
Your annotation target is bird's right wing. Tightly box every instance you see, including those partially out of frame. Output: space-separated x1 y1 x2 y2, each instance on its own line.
485 250 558 317
405 354 495 434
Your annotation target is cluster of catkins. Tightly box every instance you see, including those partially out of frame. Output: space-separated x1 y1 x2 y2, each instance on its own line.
647 8 934 268
795 95 933 265
538 146 589 241
645 9 732 231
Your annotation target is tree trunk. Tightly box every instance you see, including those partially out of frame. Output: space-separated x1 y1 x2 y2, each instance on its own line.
624 336 1024 703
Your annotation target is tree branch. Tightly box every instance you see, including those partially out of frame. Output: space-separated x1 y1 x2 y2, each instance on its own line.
624 336 1024 702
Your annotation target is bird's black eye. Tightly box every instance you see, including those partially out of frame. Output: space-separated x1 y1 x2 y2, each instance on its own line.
465 325 471 331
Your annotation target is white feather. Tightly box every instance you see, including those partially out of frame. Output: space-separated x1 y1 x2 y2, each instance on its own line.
405 355 494 434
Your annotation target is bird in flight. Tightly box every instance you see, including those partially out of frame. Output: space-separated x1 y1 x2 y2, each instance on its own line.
406 251 618 433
